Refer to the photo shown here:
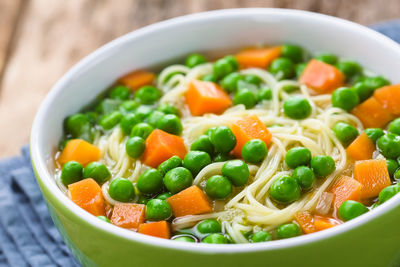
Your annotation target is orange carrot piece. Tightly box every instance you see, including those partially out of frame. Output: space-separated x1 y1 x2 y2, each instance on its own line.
110 204 146 230
167 185 212 217
142 129 187 168
138 221 171 239
295 211 316 234
354 159 391 199
351 96 394 128
329 175 362 209
58 139 101 167
68 178 105 216
185 80 232 116
118 70 155 91
313 215 341 231
231 115 272 157
346 132 376 161
374 84 400 115
235 46 282 69
300 59 345 94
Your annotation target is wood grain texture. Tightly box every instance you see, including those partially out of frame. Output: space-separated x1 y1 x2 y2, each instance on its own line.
0 0 400 158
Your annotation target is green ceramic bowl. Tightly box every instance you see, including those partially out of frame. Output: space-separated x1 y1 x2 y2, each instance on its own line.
31 9 400 267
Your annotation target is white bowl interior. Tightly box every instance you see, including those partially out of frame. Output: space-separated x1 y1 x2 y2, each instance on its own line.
31 8 400 252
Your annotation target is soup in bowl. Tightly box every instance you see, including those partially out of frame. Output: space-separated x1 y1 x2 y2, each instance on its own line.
30 8 400 267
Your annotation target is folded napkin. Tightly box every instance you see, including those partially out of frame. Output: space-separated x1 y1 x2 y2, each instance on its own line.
0 20 399 267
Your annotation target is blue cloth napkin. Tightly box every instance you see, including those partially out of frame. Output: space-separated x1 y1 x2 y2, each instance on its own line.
0 19 399 267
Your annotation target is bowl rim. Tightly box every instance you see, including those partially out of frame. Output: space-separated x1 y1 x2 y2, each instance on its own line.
30 7 400 253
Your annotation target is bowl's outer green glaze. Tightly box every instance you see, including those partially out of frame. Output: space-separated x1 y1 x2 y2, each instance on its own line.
34 165 400 267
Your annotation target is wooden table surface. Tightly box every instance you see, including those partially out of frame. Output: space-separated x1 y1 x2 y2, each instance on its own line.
1 0 400 158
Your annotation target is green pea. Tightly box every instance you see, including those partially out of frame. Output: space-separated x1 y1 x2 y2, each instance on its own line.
202 233 228 244
156 192 173 200
185 53 207 68
137 169 163 195
197 219 222 234
292 166 315 190
352 82 374 102
336 61 362 79
163 167 193 194
241 139 268 164
213 56 237 79
282 44 304 63
389 118 400 135
233 89 257 109
331 87 359 112
205 127 217 136
379 185 400 204
311 155 336 177
213 153 233 162
221 72 244 93
65 113 90 138
269 58 295 80
183 151 212 176
96 98 121 115
156 114 182 135
314 53 338 65
138 195 149 205
386 159 399 178
225 55 239 70
270 176 301 203
362 76 390 89
109 85 131 100
146 199 172 221
377 133 400 159
147 110 165 127
282 84 299 93
257 87 273 102
209 126 237 154
83 162 111 184
338 200 368 221
277 223 302 239
364 128 384 143
202 74 218 82
130 123 154 139
333 122 359 146
60 161 83 186
134 105 153 120
244 74 262 85
295 63 307 77
134 86 162 104
97 216 111 223
205 175 232 199
283 96 312 120
251 231 272 242
157 103 180 116
158 156 183 176
120 113 140 135
100 111 123 130
222 160 249 186
108 177 135 202
120 100 140 113
394 169 400 180
85 111 98 125
285 147 312 169
173 236 196 242
191 135 214 156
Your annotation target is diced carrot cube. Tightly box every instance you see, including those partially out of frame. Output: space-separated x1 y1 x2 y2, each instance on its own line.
142 129 187 168
185 80 231 116
300 59 345 94
235 46 282 69
295 211 316 234
110 203 146 230
118 70 155 91
351 97 394 128
68 178 105 216
354 159 391 199
374 84 400 115
313 215 341 231
346 132 376 161
138 221 171 239
167 185 212 217
58 139 101 167
231 115 272 157
329 175 362 209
